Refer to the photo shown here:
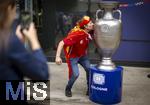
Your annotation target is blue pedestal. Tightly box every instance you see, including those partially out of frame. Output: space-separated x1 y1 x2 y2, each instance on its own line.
89 66 123 105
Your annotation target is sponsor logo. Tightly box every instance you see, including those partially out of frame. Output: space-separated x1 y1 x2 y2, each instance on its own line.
80 40 83 44
93 73 105 85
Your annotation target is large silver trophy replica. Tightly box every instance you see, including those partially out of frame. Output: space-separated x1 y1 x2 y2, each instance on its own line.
94 1 122 70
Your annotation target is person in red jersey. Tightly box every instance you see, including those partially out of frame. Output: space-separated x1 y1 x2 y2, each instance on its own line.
55 16 94 97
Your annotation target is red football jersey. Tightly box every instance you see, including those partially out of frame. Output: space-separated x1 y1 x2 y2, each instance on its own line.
63 29 91 58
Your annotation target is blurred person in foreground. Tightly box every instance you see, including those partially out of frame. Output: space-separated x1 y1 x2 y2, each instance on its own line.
0 0 49 104
55 16 94 97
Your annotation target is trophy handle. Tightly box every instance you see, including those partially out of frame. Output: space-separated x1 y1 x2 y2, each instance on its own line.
96 9 103 21
113 10 122 21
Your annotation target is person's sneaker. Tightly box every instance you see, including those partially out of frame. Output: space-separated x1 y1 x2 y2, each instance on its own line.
65 89 72 97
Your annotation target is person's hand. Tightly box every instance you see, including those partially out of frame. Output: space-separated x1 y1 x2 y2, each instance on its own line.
22 22 38 42
55 56 62 65
21 22 41 50
16 25 25 43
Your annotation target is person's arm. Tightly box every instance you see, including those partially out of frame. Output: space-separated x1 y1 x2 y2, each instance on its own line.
16 23 41 50
55 40 64 65
9 35 49 80
8 23 49 80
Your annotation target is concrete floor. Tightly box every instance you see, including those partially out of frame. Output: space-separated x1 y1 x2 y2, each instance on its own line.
49 62 150 105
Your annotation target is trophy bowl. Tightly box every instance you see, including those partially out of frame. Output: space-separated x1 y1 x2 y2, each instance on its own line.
94 1 122 70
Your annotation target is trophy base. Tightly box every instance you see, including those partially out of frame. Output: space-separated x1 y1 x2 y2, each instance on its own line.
97 57 115 70
89 66 123 104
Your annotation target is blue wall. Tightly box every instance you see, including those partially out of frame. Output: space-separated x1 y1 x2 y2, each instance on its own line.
111 0 150 62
